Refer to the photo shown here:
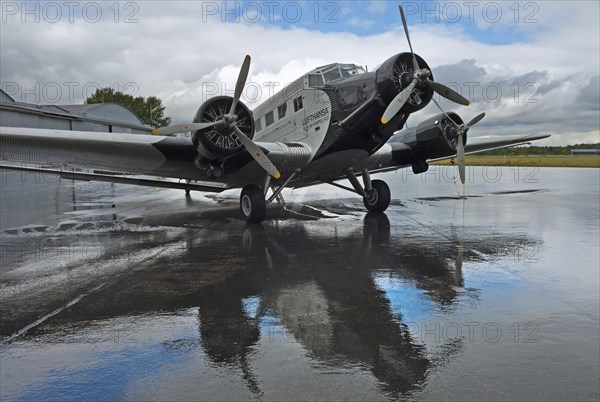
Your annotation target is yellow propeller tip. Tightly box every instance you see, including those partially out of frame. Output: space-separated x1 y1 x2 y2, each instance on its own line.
151 129 159 135
460 180 465 185
466 100 470 106
381 117 388 124
274 172 281 179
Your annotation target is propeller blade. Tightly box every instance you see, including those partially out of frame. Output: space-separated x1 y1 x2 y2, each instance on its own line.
432 97 460 128
399 5 420 72
381 78 418 124
466 112 485 128
424 80 470 106
431 95 476 186
457 133 466 184
229 54 251 116
152 120 223 136
232 125 281 179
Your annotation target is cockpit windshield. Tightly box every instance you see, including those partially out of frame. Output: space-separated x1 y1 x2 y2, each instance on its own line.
307 63 366 88
340 64 365 77
323 67 341 83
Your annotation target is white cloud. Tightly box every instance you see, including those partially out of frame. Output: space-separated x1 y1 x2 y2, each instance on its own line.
348 17 375 29
367 1 388 14
0 1 598 145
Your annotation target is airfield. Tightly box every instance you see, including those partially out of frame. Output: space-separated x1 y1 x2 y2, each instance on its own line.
1 166 599 400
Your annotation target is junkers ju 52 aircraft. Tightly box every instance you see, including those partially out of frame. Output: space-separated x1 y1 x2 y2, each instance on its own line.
1 6 548 223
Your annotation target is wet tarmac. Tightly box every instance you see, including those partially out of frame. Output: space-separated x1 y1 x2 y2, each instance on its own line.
1 166 599 400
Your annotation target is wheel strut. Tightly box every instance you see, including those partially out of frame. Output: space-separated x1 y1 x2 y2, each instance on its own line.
344 168 368 197
267 168 300 204
331 168 391 213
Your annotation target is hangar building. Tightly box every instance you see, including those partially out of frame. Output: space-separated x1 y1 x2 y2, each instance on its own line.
0 89 151 134
571 149 600 155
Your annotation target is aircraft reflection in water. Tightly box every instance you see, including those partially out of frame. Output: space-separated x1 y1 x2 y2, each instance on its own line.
20 212 538 398
192 214 472 397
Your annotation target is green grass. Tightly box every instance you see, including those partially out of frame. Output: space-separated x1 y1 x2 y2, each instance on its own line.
433 155 600 168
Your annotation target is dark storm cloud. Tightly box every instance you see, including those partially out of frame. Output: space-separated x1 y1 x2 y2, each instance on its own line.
576 75 600 109
416 58 599 144
432 59 486 85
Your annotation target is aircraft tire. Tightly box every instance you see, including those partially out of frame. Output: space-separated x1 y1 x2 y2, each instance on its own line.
363 179 391 213
240 184 267 223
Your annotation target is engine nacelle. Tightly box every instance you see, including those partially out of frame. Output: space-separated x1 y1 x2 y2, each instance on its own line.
375 52 434 115
413 112 465 160
192 95 255 162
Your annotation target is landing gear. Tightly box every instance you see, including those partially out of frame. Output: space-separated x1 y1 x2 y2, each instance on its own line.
363 179 391 212
328 168 392 214
240 169 301 224
240 184 267 223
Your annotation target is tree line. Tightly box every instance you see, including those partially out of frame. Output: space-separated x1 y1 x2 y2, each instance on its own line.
85 88 171 128
479 143 600 156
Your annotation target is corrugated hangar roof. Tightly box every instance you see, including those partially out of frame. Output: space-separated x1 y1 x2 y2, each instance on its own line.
0 93 148 129
0 89 15 103
56 103 144 126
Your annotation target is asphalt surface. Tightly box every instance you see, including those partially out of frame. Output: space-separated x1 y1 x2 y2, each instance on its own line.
1 166 599 400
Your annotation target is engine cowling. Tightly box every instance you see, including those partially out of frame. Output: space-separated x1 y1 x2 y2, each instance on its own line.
192 95 255 161
389 112 467 174
413 112 465 160
376 52 434 115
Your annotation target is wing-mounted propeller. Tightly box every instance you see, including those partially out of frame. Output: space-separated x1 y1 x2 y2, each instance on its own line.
153 55 281 179
432 98 485 185
381 5 470 125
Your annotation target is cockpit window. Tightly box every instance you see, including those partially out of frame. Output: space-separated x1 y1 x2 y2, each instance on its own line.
323 67 342 83
339 64 366 77
308 74 325 87
307 64 366 88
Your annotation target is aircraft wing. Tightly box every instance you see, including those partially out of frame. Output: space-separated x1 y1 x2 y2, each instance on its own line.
1 126 551 191
293 132 551 188
428 133 552 163
366 133 551 175
0 126 311 190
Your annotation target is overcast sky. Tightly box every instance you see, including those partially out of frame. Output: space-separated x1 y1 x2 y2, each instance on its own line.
1 1 598 145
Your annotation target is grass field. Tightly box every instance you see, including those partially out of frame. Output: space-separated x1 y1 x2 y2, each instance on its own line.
433 155 600 168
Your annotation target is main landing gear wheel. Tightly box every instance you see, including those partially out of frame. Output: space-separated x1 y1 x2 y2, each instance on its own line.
363 179 391 213
240 184 267 223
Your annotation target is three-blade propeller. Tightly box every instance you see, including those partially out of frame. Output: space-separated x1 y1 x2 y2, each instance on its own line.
381 5 470 125
153 55 281 179
432 97 485 184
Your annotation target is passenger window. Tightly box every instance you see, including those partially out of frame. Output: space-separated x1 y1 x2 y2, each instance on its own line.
277 103 287 119
293 96 303 112
265 111 274 127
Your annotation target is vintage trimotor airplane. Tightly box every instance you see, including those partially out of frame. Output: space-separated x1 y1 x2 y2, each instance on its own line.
0 6 548 223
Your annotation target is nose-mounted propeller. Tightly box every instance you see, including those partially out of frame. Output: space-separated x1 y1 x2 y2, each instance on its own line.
381 5 470 125
432 98 485 185
153 55 281 179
